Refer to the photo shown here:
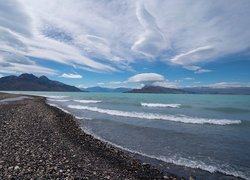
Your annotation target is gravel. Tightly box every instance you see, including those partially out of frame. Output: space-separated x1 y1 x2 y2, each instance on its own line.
0 93 178 179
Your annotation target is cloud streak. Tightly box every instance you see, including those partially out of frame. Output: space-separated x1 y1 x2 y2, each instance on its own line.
131 2 168 58
0 0 250 75
61 73 82 79
207 82 250 88
171 46 214 65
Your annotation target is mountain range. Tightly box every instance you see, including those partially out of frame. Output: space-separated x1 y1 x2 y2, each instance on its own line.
0 74 249 94
127 86 186 94
0 74 81 92
81 86 132 93
127 86 250 95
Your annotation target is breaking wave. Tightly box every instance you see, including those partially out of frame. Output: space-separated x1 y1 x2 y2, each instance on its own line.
42 95 69 99
48 103 71 114
67 105 241 125
48 99 70 102
141 103 181 108
80 127 247 180
74 100 102 103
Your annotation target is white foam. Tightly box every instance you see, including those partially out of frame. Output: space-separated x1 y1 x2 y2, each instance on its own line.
0 96 32 103
41 95 68 99
141 103 181 108
75 116 92 120
74 100 102 103
80 127 247 179
48 99 70 102
48 103 71 114
67 105 241 125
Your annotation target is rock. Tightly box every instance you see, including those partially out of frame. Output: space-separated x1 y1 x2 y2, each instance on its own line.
189 175 196 180
105 175 111 179
8 166 13 171
14 166 20 171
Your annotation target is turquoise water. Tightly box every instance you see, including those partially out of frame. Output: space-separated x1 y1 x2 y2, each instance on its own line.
5 91 250 179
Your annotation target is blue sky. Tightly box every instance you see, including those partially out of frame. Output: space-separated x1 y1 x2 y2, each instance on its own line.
0 0 250 88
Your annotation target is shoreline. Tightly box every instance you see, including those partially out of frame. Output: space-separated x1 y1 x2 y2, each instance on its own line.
0 92 170 179
0 92 244 179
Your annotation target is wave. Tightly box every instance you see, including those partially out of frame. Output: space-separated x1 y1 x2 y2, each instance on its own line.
80 126 247 179
48 99 70 102
75 116 92 120
48 103 71 114
67 105 241 125
74 100 102 103
47 103 92 120
41 95 69 99
141 102 181 108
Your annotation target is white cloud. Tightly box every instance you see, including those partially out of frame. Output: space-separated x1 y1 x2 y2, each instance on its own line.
77 84 87 89
194 81 201 84
109 81 124 85
61 73 82 79
131 2 169 58
207 82 250 88
171 46 214 65
1 0 250 74
151 81 177 88
194 69 212 74
184 65 211 74
184 77 194 81
97 81 127 86
128 73 165 82
0 52 57 75
184 66 200 71
127 73 178 88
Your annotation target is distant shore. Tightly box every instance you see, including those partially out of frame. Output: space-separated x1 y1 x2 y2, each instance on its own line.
0 92 170 179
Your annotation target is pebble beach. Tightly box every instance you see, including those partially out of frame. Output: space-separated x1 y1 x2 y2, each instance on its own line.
0 93 175 179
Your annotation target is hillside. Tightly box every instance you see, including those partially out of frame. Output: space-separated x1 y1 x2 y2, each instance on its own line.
183 87 250 95
127 86 187 94
127 86 250 95
0 74 81 92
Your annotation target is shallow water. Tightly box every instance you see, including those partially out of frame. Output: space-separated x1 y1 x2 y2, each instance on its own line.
4 91 250 179
0 96 32 104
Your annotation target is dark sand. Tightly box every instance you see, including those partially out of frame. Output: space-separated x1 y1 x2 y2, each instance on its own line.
0 93 175 179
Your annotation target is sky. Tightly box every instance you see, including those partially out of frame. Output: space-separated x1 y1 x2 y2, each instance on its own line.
0 0 250 89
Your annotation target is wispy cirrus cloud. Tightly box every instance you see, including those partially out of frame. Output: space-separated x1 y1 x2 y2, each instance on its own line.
131 1 169 58
61 73 82 79
0 51 57 75
184 65 212 74
0 0 250 75
184 77 194 81
171 46 214 65
207 82 250 88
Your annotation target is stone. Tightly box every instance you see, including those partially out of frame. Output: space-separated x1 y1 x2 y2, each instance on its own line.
189 175 196 180
14 165 20 171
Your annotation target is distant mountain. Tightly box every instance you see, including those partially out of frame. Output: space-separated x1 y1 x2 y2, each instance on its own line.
82 86 132 93
113 87 132 93
183 87 250 95
127 86 187 94
127 86 250 95
0 73 81 92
